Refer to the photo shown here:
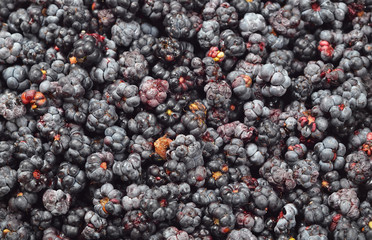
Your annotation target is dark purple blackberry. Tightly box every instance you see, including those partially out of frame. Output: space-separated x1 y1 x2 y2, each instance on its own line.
17 155 52 193
344 150 372 185
64 125 92 165
81 210 107 239
297 225 328 240
8 191 38 212
103 80 140 113
167 134 204 170
7 7 42 35
332 216 363 240
130 34 157 64
111 19 141 47
2 65 30 92
220 182 250 207
30 209 53 231
304 202 330 225
168 66 195 93
161 226 192 240
14 134 43 160
339 49 370 80
85 151 114 184
141 0 170 21
204 81 232 108
187 166 207 188
293 34 318 61
129 135 154 161
0 31 23 65
291 75 313 101
118 50 149 84
61 207 87 238
274 203 298 235
0 215 33 240
93 183 123 218
42 227 70 240
140 184 179 221
226 71 253 101
256 63 291 98
314 136 346 172
163 12 195 39
249 179 284 216
256 119 282 148
54 27 79 54
139 77 169 108
299 0 335 26
57 161 86 194
36 106 65 140
103 125 129 155
219 30 245 58
121 183 149 211
292 159 319 189
146 165 168 187
197 20 220 50
154 37 183 64
230 0 261 16
332 77 367 110
155 97 183 126
284 136 307 166
123 210 156 239
205 154 229 189
20 39 46 66
176 202 202 233
223 138 247 166
86 99 118 133
42 189 71 216
0 166 17 198
29 62 58 84
69 33 105 67
90 57 119 84
203 202 236 237
297 111 329 141
269 4 304 38
63 6 92 32
217 121 257 144
239 13 268 38
105 0 139 22
0 0 15 24
245 143 267 167
317 30 345 63
62 99 88 124
113 153 142 183
163 159 187 183
128 112 162 139
328 188 360 220
243 100 269 126
235 210 264 234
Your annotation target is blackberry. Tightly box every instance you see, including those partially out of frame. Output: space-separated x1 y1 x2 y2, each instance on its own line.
205 155 230 189
62 99 89 124
129 135 154 161
239 13 268 38
245 143 267 167
256 63 291 98
155 97 184 126
245 33 268 59
344 150 372 185
243 100 269 126
314 136 346 172
30 209 53 231
293 34 318 61
291 75 313 101
192 188 219 207
130 34 157 64
122 184 149 211
297 225 328 240
63 6 92 32
176 202 202 233
235 211 264 234
203 202 236 237
86 99 118 133
220 182 250 207
230 0 261 16
167 134 204 170
128 112 162 139
217 121 257 144
163 12 196 39
0 166 17 198
299 0 335 26
54 27 79 53
219 29 246 58
339 49 370 80
43 189 71 216
2 65 30 92
162 226 192 240
204 81 232 108
56 161 86 194
69 33 105 67
139 77 169 108
90 57 119 84
256 119 282 148
0 31 23 65
64 125 92 165
227 228 258 240
113 153 142 183
20 39 46 66
141 0 170 21
197 20 220 49
269 4 304 38
224 138 247 166
317 29 345 63
328 188 360 220
292 159 319 189
168 66 195 93
274 203 298 235
85 151 114 184
187 165 207 188
118 50 149 84
123 210 156 239
226 71 253 101
0 91 26 120
111 19 141 47
103 125 129 155
8 191 38 212
140 183 179 221
105 0 139 22
14 134 43 160
332 216 364 240
146 165 168 187
93 183 123 218
304 202 330 225
332 77 367 110
81 210 107 239
103 80 140 113
284 136 307 166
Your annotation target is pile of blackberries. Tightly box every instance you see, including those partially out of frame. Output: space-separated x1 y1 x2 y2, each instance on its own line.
0 0 372 239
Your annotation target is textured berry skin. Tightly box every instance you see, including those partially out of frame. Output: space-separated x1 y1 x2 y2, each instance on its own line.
113 153 142 183
0 31 23 65
203 202 236 237
86 99 118 133
43 189 72 216
85 151 114 184
176 202 202 233
104 80 140 113
93 183 123 218
256 63 291 97
328 188 360 220
57 162 86 194
111 19 141 47
123 210 156 239
344 151 372 185
274 203 298 235
297 225 328 240
227 228 258 240
314 136 346 172
2 65 30 92
220 182 250 207
128 112 162 139
0 166 17 198
119 50 149 84
139 77 169 108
